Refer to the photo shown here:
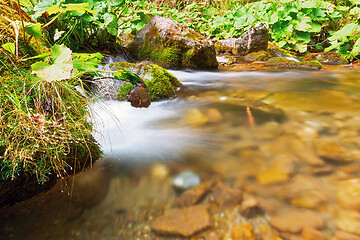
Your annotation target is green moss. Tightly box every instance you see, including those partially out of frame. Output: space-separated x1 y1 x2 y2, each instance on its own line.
150 46 182 68
117 82 134 100
268 43 296 58
265 57 322 70
246 50 273 61
303 52 348 64
143 64 182 100
111 61 182 101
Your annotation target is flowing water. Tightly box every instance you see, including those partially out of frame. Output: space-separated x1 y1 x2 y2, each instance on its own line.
2 65 360 240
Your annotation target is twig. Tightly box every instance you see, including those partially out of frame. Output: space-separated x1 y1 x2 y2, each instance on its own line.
42 9 67 29
246 106 256 130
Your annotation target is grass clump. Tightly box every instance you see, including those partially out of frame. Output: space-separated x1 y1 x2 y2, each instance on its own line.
0 67 101 184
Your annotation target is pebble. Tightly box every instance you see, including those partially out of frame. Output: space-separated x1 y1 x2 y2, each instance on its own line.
172 171 201 192
256 154 295 186
337 178 360 211
151 164 169 180
239 193 264 218
151 204 211 237
269 209 324 233
335 231 360 240
300 226 326 240
212 182 243 208
231 222 256 240
185 108 208 126
207 108 222 123
295 126 318 142
315 138 360 162
335 210 360 235
172 180 215 208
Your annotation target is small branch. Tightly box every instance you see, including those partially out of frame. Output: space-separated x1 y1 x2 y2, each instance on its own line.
246 106 256 130
42 9 67 29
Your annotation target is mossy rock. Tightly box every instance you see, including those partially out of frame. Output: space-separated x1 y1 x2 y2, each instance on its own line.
111 61 183 101
268 43 297 58
265 57 322 70
245 50 273 62
128 16 218 70
0 68 101 207
303 52 348 65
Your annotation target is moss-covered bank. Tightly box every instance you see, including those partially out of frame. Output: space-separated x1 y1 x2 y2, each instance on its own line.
0 66 101 207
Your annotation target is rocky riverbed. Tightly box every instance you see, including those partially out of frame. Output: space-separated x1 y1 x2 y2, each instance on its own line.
2 64 360 240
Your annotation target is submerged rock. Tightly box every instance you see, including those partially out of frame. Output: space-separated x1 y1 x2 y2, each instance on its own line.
126 85 151 108
303 52 348 65
269 209 324 233
172 171 201 192
173 180 215 208
151 204 211 237
128 16 218 69
215 22 269 55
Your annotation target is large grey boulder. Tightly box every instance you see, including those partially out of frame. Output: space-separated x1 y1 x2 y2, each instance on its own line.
127 16 218 70
215 22 269 55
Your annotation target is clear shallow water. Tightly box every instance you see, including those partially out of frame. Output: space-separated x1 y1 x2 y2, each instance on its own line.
2 67 360 239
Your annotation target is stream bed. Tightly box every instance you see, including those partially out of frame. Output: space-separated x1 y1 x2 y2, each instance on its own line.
2 65 360 240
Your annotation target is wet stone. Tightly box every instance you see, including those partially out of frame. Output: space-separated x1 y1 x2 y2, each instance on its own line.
151 204 211 237
269 209 324 233
172 171 201 192
337 178 360 211
185 108 208 126
335 231 360 240
212 182 243 208
301 226 326 240
172 180 215 208
335 210 360 235
315 138 360 162
231 222 256 240
239 193 264 218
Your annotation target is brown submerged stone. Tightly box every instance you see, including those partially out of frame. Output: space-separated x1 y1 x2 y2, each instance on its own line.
173 180 215 208
126 85 151 108
151 204 211 237
212 182 243 208
269 209 324 233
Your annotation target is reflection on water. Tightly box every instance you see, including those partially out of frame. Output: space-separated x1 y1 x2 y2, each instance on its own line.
2 68 360 239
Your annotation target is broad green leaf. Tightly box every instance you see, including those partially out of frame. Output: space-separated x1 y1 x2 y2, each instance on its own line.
33 0 55 19
31 44 73 82
114 69 140 84
64 3 97 15
234 15 247 28
295 19 311 31
295 44 307 53
103 12 116 26
31 61 50 71
108 0 124 7
328 23 358 41
325 40 345 51
336 6 350 11
350 0 360 5
350 7 360 16
295 31 311 42
269 13 278 24
2 43 15 55
25 23 42 39
308 22 322 33
299 0 317 8
351 37 360 57
46 5 63 15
